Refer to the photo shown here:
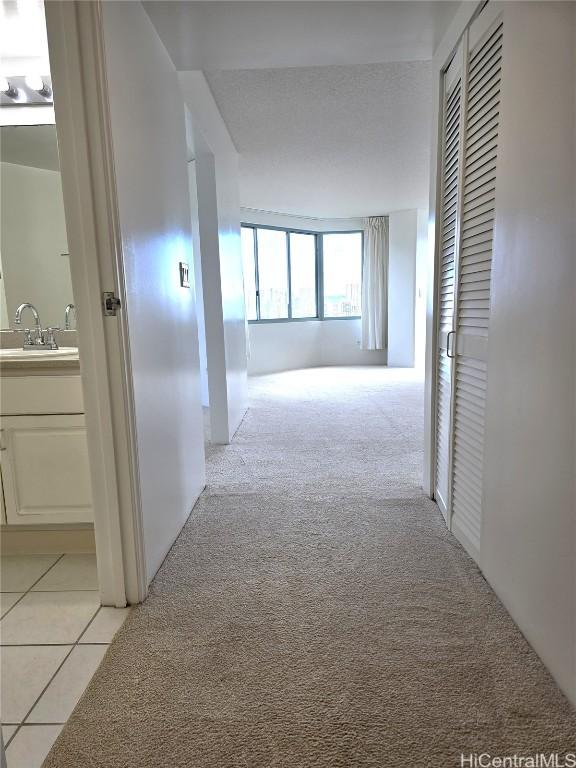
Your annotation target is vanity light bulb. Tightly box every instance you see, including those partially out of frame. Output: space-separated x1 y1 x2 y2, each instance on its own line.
0 76 18 98
25 74 44 91
25 74 51 97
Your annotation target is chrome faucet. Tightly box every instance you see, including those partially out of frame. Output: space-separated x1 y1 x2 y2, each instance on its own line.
64 303 76 330
14 303 43 348
13 303 59 350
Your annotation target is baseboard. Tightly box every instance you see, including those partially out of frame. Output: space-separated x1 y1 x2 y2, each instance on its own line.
1 525 95 555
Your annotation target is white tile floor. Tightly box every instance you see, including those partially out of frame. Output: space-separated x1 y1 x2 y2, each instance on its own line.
1 554 130 768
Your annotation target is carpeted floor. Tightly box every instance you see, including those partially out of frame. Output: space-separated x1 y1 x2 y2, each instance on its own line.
45 367 576 767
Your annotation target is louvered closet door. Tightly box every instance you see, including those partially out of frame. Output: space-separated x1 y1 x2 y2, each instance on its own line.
434 51 462 519
449 14 503 560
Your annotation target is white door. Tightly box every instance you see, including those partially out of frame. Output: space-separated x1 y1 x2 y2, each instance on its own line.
434 47 463 520
434 6 504 563
46 1 207 602
449 14 503 561
97 2 206 585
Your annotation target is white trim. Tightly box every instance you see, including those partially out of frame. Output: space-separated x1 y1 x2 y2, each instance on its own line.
44 1 146 605
0 105 55 126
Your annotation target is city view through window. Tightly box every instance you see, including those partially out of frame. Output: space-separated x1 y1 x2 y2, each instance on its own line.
241 226 362 321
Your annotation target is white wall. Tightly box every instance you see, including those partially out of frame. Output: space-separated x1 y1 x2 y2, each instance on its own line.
179 72 248 443
248 319 387 376
387 209 417 367
1 161 72 328
216 151 248 440
0 251 9 328
187 159 209 407
194 140 230 439
244 209 419 374
481 1 576 704
144 1 456 71
414 209 428 370
100 1 206 584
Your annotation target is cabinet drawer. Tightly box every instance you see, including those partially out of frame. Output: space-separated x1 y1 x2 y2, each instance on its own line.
1 376 84 416
1 414 93 525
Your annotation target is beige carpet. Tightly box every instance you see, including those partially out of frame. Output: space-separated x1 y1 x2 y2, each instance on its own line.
45 367 576 767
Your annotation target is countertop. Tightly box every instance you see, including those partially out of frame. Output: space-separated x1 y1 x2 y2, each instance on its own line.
0 347 81 376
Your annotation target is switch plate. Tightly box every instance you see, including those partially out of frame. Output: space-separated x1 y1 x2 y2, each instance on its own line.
179 262 190 288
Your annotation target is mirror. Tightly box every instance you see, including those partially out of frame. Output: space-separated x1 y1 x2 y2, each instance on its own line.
0 124 73 330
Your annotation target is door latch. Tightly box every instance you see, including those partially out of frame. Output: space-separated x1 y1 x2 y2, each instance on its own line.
103 291 121 317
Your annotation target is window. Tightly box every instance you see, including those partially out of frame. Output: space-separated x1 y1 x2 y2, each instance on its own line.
241 227 257 321
289 233 316 318
322 232 363 318
256 229 289 319
240 225 362 322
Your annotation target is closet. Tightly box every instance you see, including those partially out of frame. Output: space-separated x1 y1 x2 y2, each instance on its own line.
434 5 503 563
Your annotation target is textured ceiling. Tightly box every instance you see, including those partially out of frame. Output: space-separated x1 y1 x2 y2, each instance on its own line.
144 2 448 216
205 61 432 217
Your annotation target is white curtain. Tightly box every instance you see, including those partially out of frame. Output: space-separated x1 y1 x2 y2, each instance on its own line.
361 216 389 350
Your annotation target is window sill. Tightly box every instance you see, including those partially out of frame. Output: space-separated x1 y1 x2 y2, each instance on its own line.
248 316 361 325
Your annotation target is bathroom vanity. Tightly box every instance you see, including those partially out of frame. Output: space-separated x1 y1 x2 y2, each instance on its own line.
1 122 93 531
0 344 93 526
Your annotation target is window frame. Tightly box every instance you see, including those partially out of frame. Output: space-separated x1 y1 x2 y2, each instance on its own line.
241 223 363 324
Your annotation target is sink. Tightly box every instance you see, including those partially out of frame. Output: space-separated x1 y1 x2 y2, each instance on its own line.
0 346 79 363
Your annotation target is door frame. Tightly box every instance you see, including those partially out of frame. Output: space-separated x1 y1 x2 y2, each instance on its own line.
423 0 485 499
44 0 147 605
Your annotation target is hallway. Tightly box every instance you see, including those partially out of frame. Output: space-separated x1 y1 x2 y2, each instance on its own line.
45 368 576 767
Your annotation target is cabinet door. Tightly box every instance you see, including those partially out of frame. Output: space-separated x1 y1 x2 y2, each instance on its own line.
0 415 93 525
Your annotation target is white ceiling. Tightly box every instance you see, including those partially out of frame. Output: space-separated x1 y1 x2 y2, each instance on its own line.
144 1 459 70
147 2 458 217
206 61 432 217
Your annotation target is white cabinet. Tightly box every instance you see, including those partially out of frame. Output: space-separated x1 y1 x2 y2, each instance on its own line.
1 414 93 525
0 371 93 526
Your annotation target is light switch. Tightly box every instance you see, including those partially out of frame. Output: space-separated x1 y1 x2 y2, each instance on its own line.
179 262 190 288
